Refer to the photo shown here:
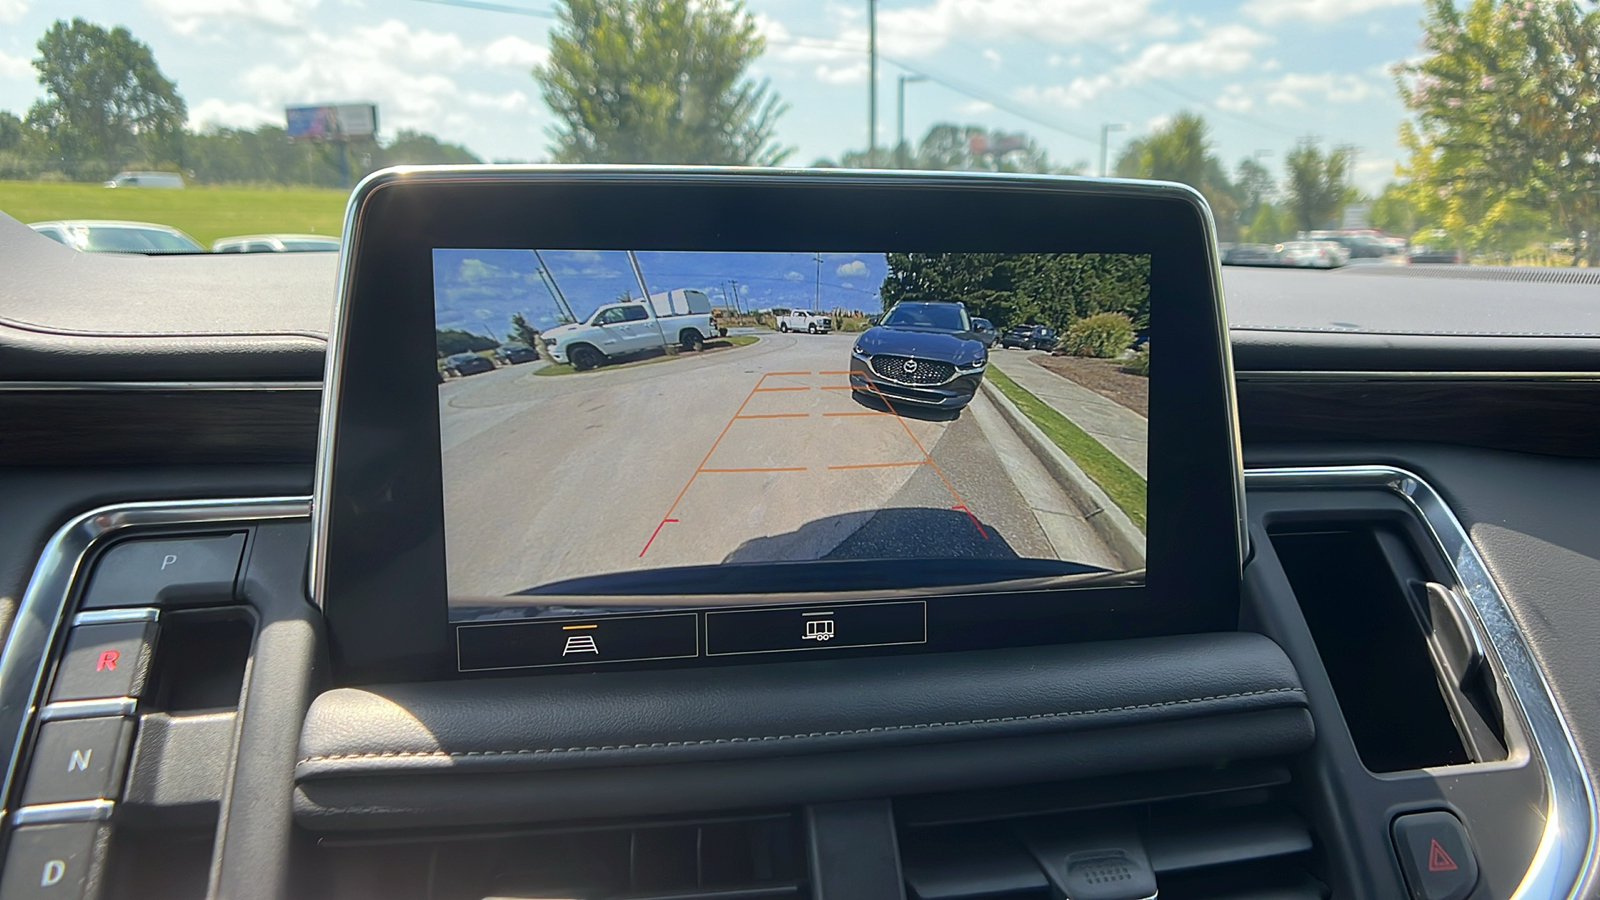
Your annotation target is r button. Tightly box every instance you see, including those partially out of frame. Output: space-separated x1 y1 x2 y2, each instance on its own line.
49 623 157 702
1392 811 1479 900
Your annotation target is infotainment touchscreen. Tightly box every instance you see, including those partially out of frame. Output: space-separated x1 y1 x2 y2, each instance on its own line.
316 169 1242 682
433 248 1149 620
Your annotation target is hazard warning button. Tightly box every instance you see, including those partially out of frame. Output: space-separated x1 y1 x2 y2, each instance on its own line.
1393 811 1479 900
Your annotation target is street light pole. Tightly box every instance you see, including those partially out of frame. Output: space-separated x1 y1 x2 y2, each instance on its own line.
897 74 927 168
1099 122 1127 178
867 0 877 167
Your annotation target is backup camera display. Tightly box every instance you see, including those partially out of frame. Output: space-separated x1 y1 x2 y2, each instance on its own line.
434 249 1149 619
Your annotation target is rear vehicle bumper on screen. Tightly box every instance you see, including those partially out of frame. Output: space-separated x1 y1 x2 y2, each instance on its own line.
848 357 982 408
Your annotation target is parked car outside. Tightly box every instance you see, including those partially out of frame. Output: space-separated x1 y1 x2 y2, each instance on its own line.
102 171 184 189
212 234 340 253
1409 243 1464 264
849 301 988 410
542 289 719 370
29 220 205 254
442 352 495 377
1222 243 1282 265
494 343 540 365
970 317 999 348
777 310 833 333
1000 324 1057 351
1275 241 1349 268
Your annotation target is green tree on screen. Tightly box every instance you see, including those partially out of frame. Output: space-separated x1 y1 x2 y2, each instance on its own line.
1396 0 1600 264
1283 138 1355 232
535 0 792 165
436 329 499 356
508 312 542 347
879 253 1150 334
26 18 186 179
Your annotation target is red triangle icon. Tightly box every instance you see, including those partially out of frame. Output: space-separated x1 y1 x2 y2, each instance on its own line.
1428 839 1459 872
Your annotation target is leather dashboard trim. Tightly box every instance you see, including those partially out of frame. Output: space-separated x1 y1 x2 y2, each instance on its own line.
296 633 1307 782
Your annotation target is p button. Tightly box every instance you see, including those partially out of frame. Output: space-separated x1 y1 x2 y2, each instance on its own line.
79 533 245 609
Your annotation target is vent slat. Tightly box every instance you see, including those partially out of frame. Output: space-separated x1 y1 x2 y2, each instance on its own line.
1146 807 1311 873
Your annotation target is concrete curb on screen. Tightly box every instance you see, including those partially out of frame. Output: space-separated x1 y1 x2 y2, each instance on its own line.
978 378 1147 570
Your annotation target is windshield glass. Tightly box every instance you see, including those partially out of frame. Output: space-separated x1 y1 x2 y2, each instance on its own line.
0 2 1592 290
882 303 969 331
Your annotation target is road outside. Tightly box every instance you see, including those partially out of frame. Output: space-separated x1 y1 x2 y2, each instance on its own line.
439 331 1140 604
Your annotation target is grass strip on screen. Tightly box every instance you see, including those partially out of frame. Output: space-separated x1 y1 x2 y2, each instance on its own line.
0 180 348 246
984 366 1147 531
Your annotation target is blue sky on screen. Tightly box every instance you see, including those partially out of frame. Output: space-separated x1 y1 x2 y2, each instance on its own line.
0 1 1424 194
433 248 888 336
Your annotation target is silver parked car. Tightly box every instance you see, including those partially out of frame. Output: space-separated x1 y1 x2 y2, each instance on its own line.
29 220 205 254
212 233 340 253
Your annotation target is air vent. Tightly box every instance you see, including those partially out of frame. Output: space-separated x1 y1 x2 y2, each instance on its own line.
307 811 805 900
898 764 1326 900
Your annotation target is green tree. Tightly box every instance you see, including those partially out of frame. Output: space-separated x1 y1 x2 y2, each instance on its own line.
1283 138 1354 231
436 329 499 356
1369 182 1420 237
1241 202 1294 244
536 0 791 165
508 312 542 348
26 18 186 180
879 253 1150 334
1396 0 1599 264
1234 156 1275 219
1115 113 1240 239
816 123 1082 174
380 129 482 166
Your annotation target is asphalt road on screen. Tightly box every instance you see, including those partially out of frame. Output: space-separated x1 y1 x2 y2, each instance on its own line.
437 332 1120 599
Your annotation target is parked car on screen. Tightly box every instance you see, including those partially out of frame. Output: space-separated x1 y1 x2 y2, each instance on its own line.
102 171 184 189
1000 324 1057 351
29 220 205 254
850 302 988 410
542 289 719 370
442 352 495 377
777 310 832 333
494 343 540 365
970 317 999 348
212 234 340 253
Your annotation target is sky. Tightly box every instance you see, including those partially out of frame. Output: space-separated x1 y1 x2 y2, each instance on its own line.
433 249 890 334
0 0 1427 194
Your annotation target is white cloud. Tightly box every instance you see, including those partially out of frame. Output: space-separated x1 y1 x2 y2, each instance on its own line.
982 49 1002 70
188 98 278 130
0 48 31 81
836 260 868 277
814 61 868 85
0 0 30 25
146 0 322 35
1242 0 1417 25
484 35 548 71
784 270 804 282
958 99 995 114
1216 85 1254 113
1019 24 1269 109
870 0 1175 58
1264 72 1375 107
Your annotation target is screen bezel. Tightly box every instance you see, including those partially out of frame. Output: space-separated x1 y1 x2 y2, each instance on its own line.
313 167 1245 684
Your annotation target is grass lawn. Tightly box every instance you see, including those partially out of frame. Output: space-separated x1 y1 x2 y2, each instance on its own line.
0 180 348 246
985 366 1147 531
536 334 758 377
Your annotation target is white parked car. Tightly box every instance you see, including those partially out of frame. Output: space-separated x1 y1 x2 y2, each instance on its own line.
213 233 340 253
541 288 722 371
102 171 185 189
777 310 833 333
1275 240 1350 269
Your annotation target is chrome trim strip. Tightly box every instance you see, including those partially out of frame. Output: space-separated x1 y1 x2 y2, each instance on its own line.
72 608 159 626
0 497 310 823
39 699 137 722
11 800 115 826
310 167 1246 606
0 381 321 392
1246 465 1596 900
1236 370 1600 383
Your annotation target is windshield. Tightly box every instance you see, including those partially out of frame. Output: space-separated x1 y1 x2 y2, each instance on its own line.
0 3 1592 283
882 304 969 331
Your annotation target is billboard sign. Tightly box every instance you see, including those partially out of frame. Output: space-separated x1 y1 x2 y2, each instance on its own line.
286 103 378 140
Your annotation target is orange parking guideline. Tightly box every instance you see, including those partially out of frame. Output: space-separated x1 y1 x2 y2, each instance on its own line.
826 461 928 470
701 466 808 473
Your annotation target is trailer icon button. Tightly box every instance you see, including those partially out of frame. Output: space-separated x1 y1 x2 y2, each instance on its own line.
802 615 835 642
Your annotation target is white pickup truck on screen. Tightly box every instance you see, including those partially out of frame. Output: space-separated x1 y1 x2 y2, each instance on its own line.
543 289 721 370
777 310 833 333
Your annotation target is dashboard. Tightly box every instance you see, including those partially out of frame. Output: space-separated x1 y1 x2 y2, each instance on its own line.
1 170 1599 900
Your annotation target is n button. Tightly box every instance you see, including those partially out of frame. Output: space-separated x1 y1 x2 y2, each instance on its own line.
20 719 134 807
